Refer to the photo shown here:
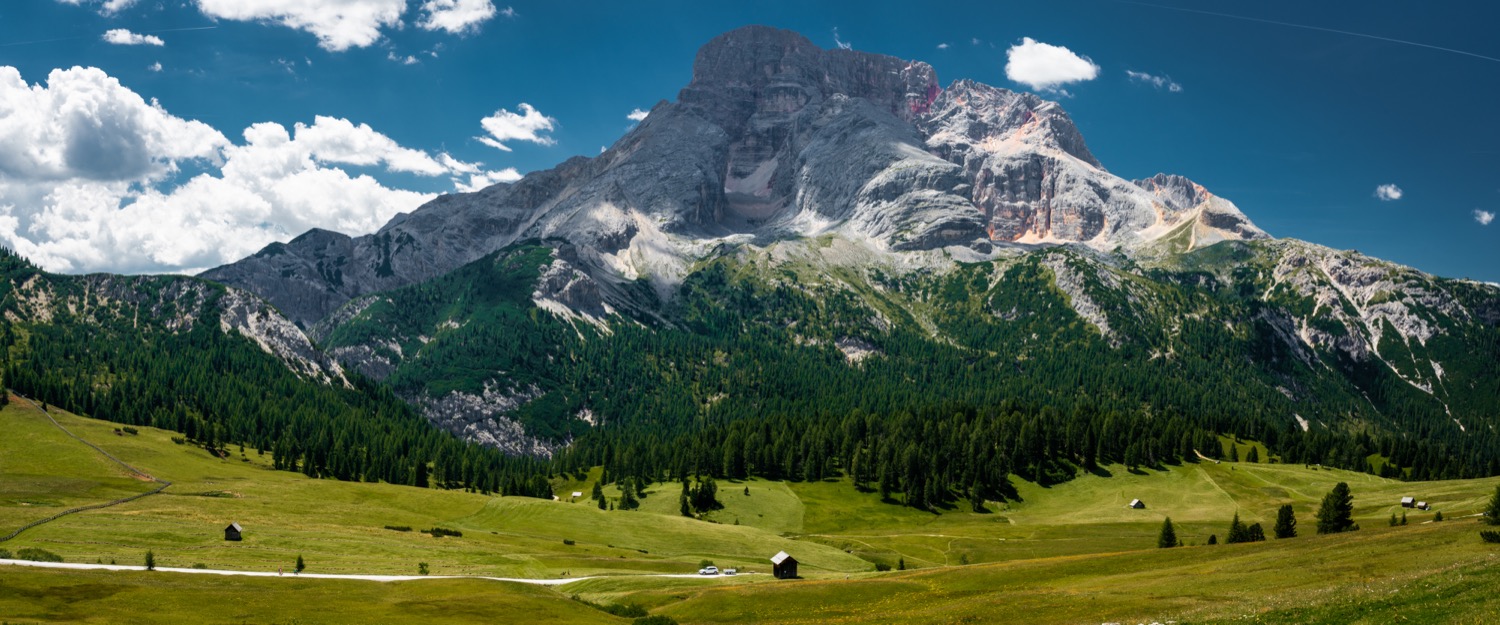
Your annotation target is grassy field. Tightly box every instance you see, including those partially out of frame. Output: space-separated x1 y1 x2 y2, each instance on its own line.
4 393 1500 624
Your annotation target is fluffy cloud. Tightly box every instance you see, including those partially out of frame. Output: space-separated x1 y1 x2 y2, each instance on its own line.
1005 37 1099 93
1374 183 1403 201
56 0 136 15
0 66 499 274
193 0 407 51
103 29 164 46
418 0 497 34
936 43 950 50
148 62 163 72
476 103 556 151
1126 70 1181 92
1476 210 1495 226
626 108 649 122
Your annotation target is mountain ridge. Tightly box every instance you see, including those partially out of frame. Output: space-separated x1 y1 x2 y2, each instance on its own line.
202 25 1266 329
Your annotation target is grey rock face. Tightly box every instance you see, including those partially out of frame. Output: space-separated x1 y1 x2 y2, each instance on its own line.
202 25 1267 333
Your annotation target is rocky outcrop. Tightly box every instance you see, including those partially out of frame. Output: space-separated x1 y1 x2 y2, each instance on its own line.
410 383 559 457
202 25 1268 330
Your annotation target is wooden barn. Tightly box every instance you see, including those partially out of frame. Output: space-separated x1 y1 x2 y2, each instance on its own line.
224 522 242 542
1128 499 1145 509
770 551 798 579
1400 496 1415 508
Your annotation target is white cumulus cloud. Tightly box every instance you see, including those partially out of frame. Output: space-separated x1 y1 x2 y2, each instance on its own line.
193 0 407 51
1476 209 1495 226
1374 183 1403 201
1005 37 1099 94
103 29 164 46
1126 70 1181 92
476 103 555 152
0 66 501 275
418 0 497 34
626 108 649 122
148 62 163 72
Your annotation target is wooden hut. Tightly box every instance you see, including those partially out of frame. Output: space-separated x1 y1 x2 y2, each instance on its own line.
1128 499 1145 509
770 551 798 579
224 522 242 542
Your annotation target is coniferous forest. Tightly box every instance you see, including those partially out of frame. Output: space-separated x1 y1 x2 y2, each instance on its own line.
4 239 1500 507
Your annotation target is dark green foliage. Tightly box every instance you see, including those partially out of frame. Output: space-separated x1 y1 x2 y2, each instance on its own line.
1247 523 1266 542
1245 446 1260 463
1316 482 1358 534
897 557 905 570
1226 513 1250 544
1401 510 1408 526
1275 504 1298 538
0 260 549 499
633 616 679 625
1389 511 1399 527
417 562 429 575
16 548 63 563
0 549 10 559
383 525 412 532
295 554 305 573
1158 517 1178 548
1480 530 1500 544
1207 534 1218 545
1483 486 1500 526
424 527 462 538
1434 511 1443 522
571 596 649 618
144 550 154 570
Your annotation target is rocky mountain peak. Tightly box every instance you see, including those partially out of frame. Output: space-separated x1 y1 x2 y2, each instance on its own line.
924 79 1100 168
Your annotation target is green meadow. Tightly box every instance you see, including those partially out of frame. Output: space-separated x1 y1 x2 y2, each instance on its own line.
3 394 1499 624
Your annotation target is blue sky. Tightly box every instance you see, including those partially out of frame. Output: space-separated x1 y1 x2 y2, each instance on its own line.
1 0 1497 281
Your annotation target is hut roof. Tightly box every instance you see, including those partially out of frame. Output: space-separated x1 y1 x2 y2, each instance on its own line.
227 522 242 531
770 551 793 565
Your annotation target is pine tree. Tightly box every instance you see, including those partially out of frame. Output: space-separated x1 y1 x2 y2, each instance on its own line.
295 554 305 573
1400 510 1407 526
1158 517 1178 548
679 493 692 517
1207 534 1218 545
1434 511 1443 522
1245 447 1260 463
1247 522 1266 542
1274 504 1297 538
144 550 155 571
1227 512 1248 543
1228 445 1239 462
1315 482 1357 534
1482 485 1500 526
1389 511 1399 527
591 481 604 501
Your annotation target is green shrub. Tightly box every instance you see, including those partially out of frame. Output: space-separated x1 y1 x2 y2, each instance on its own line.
425 527 462 538
562 539 575 545
383 525 412 532
16 548 63 563
1480 530 1500 544
634 617 679 625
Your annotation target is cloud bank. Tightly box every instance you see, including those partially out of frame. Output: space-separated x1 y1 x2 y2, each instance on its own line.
103 29 165 46
0 66 512 274
476 103 556 151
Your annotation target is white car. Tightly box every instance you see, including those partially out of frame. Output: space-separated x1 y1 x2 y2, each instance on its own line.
698 566 719 575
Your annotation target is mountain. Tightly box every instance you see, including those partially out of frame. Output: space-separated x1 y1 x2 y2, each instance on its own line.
203 25 1263 329
7 26 1497 488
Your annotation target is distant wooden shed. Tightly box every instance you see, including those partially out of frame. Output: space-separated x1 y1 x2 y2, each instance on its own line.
770 551 798 579
1417 501 1430 511
224 522 242 542
1400 497 1415 508
1128 499 1145 509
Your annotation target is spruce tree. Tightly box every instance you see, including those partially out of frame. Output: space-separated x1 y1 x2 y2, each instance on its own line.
1226 512 1248 544
1207 534 1218 545
1228 445 1239 462
1315 482 1357 534
1389 511 1398 527
295 554 305 573
144 550 155 571
1434 511 1443 522
1274 504 1297 538
1482 485 1500 526
1158 517 1178 548
591 481 604 501
1247 523 1266 542
1245 447 1259 463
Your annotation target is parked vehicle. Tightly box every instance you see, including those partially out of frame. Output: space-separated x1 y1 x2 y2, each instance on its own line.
698 566 719 575
723 568 737 575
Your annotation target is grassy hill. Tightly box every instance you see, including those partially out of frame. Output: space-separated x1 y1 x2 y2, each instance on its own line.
4 393 1500 623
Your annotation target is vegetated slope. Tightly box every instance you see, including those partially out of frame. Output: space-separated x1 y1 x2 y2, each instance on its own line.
0 399 866 577
319 235 1500 496
0 248 548 495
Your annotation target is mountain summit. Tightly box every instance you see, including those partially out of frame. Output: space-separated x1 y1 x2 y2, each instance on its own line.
203 25 1264 328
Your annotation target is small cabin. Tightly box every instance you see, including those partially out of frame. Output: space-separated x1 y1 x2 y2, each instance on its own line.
570 491 584 501
224 522 242 542
770 551 798 579
1128 499 1145 509
1400 497 1415 508
1416 501 1430 511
